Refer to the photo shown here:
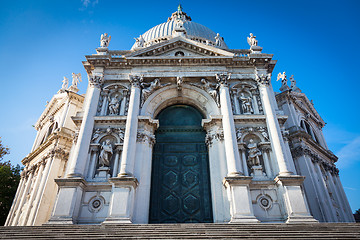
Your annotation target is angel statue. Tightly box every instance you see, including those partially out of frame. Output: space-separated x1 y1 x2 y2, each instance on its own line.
134 35 145 48
71 73 82 88
247 33 258 47
277 71 289 91
100 33 111 48
201 79 220 106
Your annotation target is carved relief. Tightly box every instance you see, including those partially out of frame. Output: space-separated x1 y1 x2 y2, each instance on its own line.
231 83 262 115
137 131 156 146
97 84 129 116
141 79 170 106
235 126 269 142
89 74 103 88
91 127 125 144
205 129 224 147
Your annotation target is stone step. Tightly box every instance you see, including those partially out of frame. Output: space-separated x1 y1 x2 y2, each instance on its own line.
0 223 359 239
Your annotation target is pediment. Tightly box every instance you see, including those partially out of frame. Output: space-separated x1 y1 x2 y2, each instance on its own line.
290 92 325 126
127 37 234 58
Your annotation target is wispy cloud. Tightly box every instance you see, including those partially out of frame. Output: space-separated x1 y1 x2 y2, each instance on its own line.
80 0 99 9
336 136 360 169
344 187 357 191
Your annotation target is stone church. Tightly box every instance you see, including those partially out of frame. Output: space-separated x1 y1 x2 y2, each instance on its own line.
5 6 355 226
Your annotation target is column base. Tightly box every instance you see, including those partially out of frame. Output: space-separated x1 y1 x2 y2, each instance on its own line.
102 217 132 224
286 215 318 223
230 216 259 223
46 217 75 225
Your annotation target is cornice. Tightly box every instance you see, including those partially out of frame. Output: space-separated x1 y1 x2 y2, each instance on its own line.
233 114 287 125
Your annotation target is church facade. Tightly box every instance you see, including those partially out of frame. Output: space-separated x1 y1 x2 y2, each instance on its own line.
5 7 354 226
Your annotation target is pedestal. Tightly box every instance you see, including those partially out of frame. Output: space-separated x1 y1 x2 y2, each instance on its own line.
223 176 259 223
250 165 267 180
95 167 110 181
102 176 138 224
275 176 318 223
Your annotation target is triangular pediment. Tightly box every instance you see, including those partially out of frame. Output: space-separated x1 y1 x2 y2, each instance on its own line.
126 37 234 58
290 92 325 126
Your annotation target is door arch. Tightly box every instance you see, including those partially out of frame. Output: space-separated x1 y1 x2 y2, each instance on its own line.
149 105 213 223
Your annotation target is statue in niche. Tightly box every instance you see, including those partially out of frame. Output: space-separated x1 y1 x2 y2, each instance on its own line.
247 33 258 47
177 76 183 91
99 139 113 167
108 94 122 115
100 33 111 48
201 79 220 106
134 35 145 48
240 93 253 114
247 139 262 167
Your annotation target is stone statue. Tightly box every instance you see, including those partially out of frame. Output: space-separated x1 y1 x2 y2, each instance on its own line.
215 33 224 47
71 73 82 88
289 75 301 92
236 129 242 142
277 71 289 92
134 35 145 48
99 139 113 167
177 76 183 91
247 33 258 47
141 79 162 99
239 93 253 114
247 139 262 167
259 127 269 141
108 94 121 115
100 33 111 48
117 128 125 142
61 77 68 90
201 79 220 106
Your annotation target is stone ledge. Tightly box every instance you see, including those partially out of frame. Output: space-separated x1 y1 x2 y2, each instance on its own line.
275 175 305 186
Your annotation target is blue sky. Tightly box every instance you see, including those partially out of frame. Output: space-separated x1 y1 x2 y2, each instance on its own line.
0 0 359 212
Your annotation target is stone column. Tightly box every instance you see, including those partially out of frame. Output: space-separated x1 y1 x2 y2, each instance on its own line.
238 144 249 176
5 172 25 226
27 158 52 226
100 90 109 115
87 145 100 179
13 168 34 225
325 171 346 221
22 162 45 225
333 174 355 222
119 74 142 177
260 145 272 178
255 73 293 176
112 145 122 177
66 74 103 178
250 89 259 114
216 73 243 176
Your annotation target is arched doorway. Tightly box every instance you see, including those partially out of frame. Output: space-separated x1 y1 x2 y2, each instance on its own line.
149 105 213 223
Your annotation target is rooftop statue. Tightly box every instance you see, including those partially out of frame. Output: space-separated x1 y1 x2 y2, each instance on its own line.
134 35 145 48
277 71 290 92
247 33 258 47
60 77 68 92
100 33 111 48
215 33 225 47
290 75 301 92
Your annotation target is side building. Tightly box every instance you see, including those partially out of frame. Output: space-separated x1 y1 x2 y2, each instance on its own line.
6 7 354 225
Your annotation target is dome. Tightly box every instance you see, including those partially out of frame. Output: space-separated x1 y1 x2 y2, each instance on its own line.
131 6 228 50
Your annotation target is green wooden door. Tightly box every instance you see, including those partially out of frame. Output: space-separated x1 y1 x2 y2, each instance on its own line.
149 105 213 223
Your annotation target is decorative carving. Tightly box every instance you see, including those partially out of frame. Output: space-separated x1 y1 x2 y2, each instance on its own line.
177 76 183 91
91 128 102 142
91 127 125 143
235 126 269 142
141 79 170 105
89 74 103 88
100 33 111 48
257 194 272 210
247 33 258 47
88 196 105 213
99 139 113 167
205 130 224 147
72 130 79 144
137 131 156 146
247 139 262 167
215 73 231 87
201 78 220 107
129 74 143 88
277 72 289 92
255 73 271 86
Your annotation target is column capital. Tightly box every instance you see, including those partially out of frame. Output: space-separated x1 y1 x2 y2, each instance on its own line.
255 73 271 86
215 72 231 87
89 74 104 88
128 74 143 88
